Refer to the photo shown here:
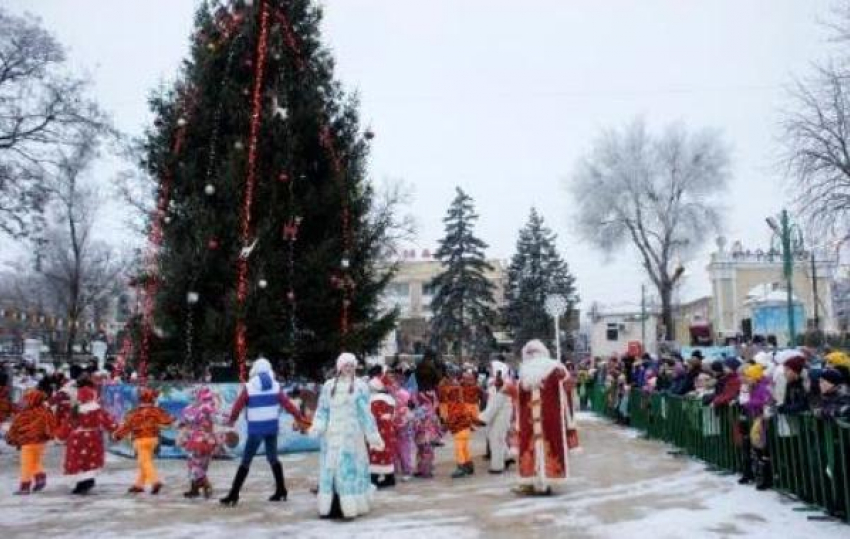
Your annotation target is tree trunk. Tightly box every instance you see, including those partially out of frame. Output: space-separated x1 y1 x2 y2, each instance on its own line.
659 282 675 342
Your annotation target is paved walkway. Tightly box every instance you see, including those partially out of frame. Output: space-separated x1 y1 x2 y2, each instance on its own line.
1 413 847 538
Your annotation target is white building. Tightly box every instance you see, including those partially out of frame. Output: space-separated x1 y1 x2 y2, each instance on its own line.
587 303 661 358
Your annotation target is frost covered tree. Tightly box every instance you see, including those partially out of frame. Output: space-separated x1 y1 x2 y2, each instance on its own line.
429 187 497 360
570 119 729 341
504 208 578 353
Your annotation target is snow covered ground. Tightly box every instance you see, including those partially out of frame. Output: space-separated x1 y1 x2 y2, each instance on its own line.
1 412 847 538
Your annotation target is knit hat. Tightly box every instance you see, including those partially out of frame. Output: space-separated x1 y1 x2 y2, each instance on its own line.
826 351 850 369
820 368 845 387
784 355 806 375
691 350 704 361
723 357 741 372
710 360 724 374
23 388 47 408
139 387 159 404
249 357 274 380
743 364 765 383
336 352 358 372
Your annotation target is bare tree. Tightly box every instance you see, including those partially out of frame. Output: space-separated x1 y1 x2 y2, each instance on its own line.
780 4 850 238
0 8 107 239
39 136 126 359
570 119 730 341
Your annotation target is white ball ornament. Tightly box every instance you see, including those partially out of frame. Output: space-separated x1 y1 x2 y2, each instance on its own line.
177 118 188 127
258 279 268 289
204 184 216 196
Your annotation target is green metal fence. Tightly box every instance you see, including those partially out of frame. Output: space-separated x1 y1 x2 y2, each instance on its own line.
583 383 850 523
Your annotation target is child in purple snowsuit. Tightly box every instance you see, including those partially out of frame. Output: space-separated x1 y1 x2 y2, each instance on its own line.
740 366 774 490
412 391 441 478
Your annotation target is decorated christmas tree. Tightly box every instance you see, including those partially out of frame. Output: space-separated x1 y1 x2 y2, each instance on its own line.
429 188 497 361
137 0 395 380
504 208 578 353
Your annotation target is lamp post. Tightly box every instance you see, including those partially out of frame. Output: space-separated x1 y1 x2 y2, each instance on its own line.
545 294 569 362
766 209 800 347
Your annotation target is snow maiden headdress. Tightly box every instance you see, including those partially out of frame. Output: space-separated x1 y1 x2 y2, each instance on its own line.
332 352 358 395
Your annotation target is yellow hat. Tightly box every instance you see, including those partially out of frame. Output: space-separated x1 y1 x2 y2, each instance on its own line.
743 364 765 383
825 351 850 369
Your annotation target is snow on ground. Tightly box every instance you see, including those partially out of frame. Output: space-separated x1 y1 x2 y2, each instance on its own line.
1 413 847 539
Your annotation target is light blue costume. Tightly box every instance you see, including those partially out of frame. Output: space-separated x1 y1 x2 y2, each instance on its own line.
310 375 384 518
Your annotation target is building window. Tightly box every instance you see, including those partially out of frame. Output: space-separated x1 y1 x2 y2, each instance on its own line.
387 283 410 298
422 283 438 297
606 323 619 341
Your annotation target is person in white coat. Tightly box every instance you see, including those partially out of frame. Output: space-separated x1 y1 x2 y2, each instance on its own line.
480 360 516 474
309 353 385 519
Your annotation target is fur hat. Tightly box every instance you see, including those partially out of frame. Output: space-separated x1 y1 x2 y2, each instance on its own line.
743 364 765 383
139 387 159 404
336 352 357 372
820 368 845 387
784 356 806 375
710 360 724 374
522 339 550 361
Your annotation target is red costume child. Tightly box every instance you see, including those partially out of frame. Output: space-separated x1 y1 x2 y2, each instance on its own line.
57 386 118 495
368 375 397 488
114 387 174 494
5 389 55 494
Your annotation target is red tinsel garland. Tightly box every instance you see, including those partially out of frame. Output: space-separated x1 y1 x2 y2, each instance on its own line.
235 0 272 382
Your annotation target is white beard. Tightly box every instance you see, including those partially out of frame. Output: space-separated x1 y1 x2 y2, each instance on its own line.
519 356 563 390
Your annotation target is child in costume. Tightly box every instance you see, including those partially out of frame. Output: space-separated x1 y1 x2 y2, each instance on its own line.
220 357 310 506
412 390 440 478
392 385 415 481
439 369 483 478
368 374 397 488
114 387 174 494
178 386 220 498
5 389 55 494
58 386 117 494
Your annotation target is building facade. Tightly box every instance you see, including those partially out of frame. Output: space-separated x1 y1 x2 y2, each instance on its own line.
587 303 661 358
379 251 508 355
708 240 837 345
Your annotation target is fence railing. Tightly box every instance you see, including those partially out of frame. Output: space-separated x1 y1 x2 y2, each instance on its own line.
584 382 850 524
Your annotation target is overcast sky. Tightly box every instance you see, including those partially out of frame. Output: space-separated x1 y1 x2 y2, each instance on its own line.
2 0 838 311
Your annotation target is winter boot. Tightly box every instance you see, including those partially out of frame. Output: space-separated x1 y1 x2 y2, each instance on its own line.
201 478 213 499
151 482 163 495
451 466 469 479
220 465 249 507
33 473 47 492
74 479 95 495
14 482 31 495
127 485 144 494
269 461 288 502
463 461 475 475
183 480 200 499
756 458 773 491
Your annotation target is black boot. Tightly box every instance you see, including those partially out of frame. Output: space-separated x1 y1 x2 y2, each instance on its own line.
756 457 773 491
269 462 287 502
184 479 200 499
220 466 249 506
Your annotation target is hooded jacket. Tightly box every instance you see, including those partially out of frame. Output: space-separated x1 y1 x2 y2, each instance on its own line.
229 358 305 436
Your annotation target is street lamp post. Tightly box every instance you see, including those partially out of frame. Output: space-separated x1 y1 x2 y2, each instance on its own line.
545 294 569 362
766 209 798 347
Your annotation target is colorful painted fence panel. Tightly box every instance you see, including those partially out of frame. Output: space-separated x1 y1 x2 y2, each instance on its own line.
101 383 319 458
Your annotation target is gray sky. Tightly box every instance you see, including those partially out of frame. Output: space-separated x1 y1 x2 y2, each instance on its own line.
3 0 837 310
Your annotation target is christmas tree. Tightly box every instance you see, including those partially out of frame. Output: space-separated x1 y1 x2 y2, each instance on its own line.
138 0 396 380
504 208 578 352
429 188 497 361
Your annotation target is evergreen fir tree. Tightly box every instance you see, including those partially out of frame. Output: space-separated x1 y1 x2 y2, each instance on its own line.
429 188 497 361
140 0 395 378
504 208 578 353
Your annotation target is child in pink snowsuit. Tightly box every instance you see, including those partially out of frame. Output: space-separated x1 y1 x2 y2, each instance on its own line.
393 388 415 480
412 391 441 478
178 387 221 498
